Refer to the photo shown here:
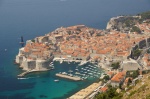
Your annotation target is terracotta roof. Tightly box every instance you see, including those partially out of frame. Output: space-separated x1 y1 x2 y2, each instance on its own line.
100 87 108 92
111 72 126 82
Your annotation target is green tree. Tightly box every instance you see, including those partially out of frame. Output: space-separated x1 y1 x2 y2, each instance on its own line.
132 70 139 78
140 11 150 20
95 87 122 99
31 39 35 42
103 75 110 81
111 62 120 69
132 49 142 59
131 26 141 33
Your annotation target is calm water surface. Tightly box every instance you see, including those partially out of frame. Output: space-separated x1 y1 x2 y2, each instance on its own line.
0 0 150 99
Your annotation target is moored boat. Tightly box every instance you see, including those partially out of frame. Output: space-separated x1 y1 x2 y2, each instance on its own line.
54 79 59 82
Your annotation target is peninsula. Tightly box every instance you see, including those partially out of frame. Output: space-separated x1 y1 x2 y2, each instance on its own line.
15 11 150 78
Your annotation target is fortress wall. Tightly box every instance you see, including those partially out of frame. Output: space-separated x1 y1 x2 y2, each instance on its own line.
21 61 28 70
16 55 23 64
19 48 25 55
21 60 36 71
36 59 50 70
28 61 36 70
39 36 49 43
26 40 32 44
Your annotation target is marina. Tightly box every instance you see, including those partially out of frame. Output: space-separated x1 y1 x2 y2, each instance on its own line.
53 62 103 81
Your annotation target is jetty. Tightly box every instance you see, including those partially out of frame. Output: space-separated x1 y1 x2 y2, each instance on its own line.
18 71 30 77
18 69 50 77
56 73 81 81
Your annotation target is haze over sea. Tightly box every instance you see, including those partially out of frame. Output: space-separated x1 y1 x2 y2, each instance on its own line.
0 0 150 99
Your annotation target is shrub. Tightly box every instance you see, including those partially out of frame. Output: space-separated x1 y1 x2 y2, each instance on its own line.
111 62 120 69
129 90 137 97
131 26 141 33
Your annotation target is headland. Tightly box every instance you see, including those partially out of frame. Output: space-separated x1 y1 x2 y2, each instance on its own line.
15 11 150 78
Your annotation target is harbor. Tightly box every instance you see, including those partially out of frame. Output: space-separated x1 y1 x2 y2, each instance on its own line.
1 0 150 98
17 60 103 80
53 61 103 81
19 61 104 98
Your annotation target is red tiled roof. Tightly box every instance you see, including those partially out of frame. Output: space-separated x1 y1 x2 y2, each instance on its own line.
100 87 108 92
111 72 126 82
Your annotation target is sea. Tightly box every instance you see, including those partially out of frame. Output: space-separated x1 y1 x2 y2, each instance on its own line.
0 0 150 99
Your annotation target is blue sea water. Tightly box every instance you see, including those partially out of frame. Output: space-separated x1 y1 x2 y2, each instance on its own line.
0 0 150 99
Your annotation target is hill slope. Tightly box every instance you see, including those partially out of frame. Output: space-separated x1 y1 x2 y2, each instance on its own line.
123 72 150 99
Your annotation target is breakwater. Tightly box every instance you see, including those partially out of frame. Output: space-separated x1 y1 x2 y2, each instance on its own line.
56 73 81 81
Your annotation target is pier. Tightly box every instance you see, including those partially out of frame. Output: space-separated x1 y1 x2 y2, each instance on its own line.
17 71 30 77
18 69 50 77
56 73 81 81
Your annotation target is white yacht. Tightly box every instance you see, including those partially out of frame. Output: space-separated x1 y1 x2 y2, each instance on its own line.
62 72 67 75
49 65 54 69
54 79 59 82
75 69 79 71
68 74 73 77
68 70 73 73
18 77 28 80
75 72 80 74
